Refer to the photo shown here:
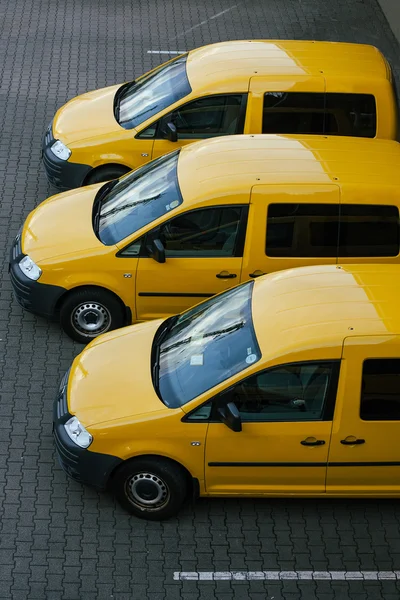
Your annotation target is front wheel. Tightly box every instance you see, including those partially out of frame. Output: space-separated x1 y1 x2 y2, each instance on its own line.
112 458 188 520
60 287 125 344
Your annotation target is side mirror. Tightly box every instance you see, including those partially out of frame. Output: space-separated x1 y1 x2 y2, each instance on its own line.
217 401 242 433
147 238 166 263
163 121 178 143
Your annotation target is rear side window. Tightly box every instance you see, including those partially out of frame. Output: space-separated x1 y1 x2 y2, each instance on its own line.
361 359 400 420
266 203 399 258
338 205 399 257
263 92 376 137
266 203 339 257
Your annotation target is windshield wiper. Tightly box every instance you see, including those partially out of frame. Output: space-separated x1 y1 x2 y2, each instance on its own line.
151 315 179 402
92 180 118 236
114 81 135 121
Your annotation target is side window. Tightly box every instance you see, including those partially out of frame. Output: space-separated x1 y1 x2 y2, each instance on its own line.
165 95 246 139
229 362 339 422
263 93 325 134
118 238 142 257
266 203 339 257
338 205 399 257
325 94 376 138
262 92 376 137
361 359 400 420
156 206 245 257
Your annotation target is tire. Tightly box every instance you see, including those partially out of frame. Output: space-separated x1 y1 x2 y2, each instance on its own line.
112 457 188 520
85 165 131 185
60 287 125 344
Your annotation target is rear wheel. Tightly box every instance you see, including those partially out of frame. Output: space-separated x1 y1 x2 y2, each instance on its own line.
112 458 188 520
85 164 131 185
60 287 125 344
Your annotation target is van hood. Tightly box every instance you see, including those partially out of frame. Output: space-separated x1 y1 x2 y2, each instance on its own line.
68 320 168 427
53 84 129 145
22 185 108 263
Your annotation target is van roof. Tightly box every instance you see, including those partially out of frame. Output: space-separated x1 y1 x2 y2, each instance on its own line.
177 134 400 204
251 264 400 363
186 40 390 91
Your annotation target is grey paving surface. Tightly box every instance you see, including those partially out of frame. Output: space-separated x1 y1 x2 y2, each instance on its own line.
0 0 400 598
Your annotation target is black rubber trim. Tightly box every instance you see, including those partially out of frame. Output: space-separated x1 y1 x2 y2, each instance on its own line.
42 123 91 190
138 292 214 298
208 461 400 468
9 259 66 319
53 392 122 489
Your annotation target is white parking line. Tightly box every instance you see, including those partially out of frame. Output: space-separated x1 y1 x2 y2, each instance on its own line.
173 571 400 581
147 50 186 55
170 4 238 40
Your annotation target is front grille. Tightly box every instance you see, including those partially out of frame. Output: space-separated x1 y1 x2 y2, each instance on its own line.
11 227 23 261
44 121 54 147
57 368 71 419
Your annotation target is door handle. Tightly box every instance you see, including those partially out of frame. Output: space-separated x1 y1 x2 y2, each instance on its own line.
249 270 266 278
300 438 326 446
216 271 237 279
340 438 365 445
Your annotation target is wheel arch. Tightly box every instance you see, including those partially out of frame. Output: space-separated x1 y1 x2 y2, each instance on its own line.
108 454 199 500
55 284 130 324
82 163 132 186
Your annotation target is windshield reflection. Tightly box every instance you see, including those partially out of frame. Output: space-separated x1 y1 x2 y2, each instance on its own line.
157 282 261 407
97 151 182 245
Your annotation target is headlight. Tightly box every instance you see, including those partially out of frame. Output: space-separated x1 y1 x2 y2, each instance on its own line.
64 417 93 448
50 140 71 161
18 256 42 281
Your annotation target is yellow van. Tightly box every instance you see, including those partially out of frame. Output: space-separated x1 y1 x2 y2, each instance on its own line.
53 263 400 519
42 40 398 189
11 134 400 343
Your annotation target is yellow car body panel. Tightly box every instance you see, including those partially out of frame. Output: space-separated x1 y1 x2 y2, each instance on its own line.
44 40 398 189
18 134 400 329
59 263 400 500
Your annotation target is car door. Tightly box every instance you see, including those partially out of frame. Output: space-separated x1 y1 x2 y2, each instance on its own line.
151 94 248 160
327 335 400 494
240 184 340 282
135 205 248 320
247 76 325 134
203 360 340 495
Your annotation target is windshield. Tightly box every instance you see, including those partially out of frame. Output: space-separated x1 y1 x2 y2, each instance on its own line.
155 282 261 408
118 55 191 129
97 151 183 245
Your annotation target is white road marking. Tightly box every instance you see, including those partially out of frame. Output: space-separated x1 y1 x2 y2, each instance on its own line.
173 571 400 581
147 50 186 55
170 4 238 40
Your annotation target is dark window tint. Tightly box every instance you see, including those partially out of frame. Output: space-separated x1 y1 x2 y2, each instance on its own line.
338 205 399 257
165 95 245 139
231 362 338 422
263 92 325 134
266 203 339 257
263 92 376 137
325 93 376 138
156 206 244 257
361 359 400 420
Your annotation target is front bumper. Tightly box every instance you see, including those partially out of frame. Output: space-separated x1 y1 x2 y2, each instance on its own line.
42 121 92 190
9 233 66 319
53 372 122 489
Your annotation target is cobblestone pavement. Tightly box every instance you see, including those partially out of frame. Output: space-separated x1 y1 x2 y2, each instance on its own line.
0 1 400 599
